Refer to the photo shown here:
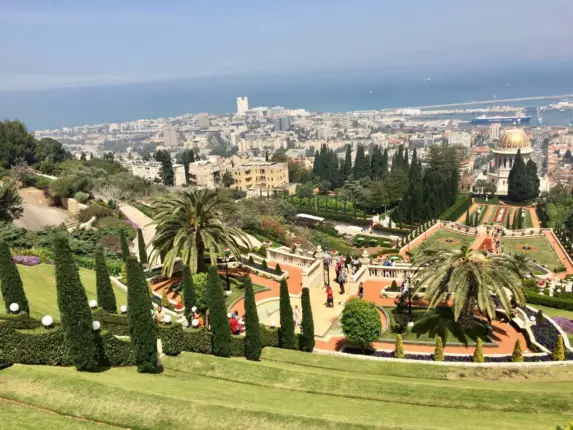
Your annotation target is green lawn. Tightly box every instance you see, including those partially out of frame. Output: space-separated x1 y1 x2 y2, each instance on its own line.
1 348 573 429
501 237 565 272
412 229 475 254
0 264 127 321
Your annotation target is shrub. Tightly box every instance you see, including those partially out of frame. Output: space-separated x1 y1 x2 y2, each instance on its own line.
95 248 117 313
440 193 471 222
243 276 262 361
161 290 170 307
158 323 184 356
525 290 573 312
126 256 158 373
121 263 127 284
248 255 255 265
299 287 315 352
275 263 282 275
207 266 231 357
341 298 382 348
137 228 148 265
279 279 294 349
74 191 90 204
473 338 484 363
182 265 196 313
552 335 565 361
230 335 245 356
260 325 279 347
180 327 212 354
0 240 30 314
511 339 523 362
12 255 41 266
53 234 99 371
77 205 113 223
433 336 444 361
262 260 268 270
394 335 405 358
120 229 130 261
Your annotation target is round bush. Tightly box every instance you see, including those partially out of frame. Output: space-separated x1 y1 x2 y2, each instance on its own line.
341 298 382 348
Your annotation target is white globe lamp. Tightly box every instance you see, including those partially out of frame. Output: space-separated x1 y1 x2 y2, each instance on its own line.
89 300 97 309
42 315 54 328
271 321 276 328
9 303 19 313
163 315 172 324
120 305 127 314
92 321 101 331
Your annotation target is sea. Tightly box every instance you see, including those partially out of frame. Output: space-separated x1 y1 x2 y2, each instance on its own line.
1 65 572 130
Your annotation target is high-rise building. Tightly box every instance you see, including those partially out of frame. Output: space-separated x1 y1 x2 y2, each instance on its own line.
489 123 501 140
237 97 249 115
274 116 290 132
163 126 179 147
197 114 210 129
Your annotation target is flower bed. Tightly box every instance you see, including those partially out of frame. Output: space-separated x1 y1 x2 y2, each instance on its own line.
12 255 41 266
553 317 573 334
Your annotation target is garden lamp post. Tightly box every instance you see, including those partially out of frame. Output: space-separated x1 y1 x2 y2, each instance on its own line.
407 274 412 322
224 248 231 292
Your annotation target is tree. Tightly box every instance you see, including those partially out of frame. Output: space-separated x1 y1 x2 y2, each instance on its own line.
279 279 295 349
299 287 315 352
0 120 38 169
473 338 484 362
511 339 523 362
343 144 352 179
182 265 196 312
394 335 405 358
94 248 117 313
507 150 529 202
155 150 174 186
525 159 540 200
0 179 23 222
0 240 29 314
137 228 148 266
222 171 235 188
433 337 444 361
552 334 565 361
353 144 370 179
35 137 71 164
53 234 99 371
207 266 231 357
126 256 158 373
465 209 470 225
341 298 382 348
243 275 262 360
119 229 130 261
413 246 526 329
150 189 248 275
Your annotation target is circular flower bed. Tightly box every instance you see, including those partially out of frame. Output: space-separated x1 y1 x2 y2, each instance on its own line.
12 255 41 266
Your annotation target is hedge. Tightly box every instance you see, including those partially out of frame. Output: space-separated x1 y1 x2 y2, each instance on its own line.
92 309 130 336
159 324 184 356
526 291 573 312
371 225 412 236
440 193 472 222
0 312 42 330
293 208 371 226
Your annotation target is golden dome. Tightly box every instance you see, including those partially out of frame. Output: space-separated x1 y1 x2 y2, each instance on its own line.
496 128 530 150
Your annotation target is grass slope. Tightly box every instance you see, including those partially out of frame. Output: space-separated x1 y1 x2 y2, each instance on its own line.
0 264 127 321
501 237 565 271
1 348 573 429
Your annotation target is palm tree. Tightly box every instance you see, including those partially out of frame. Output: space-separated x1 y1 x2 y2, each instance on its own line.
150 189 249 275
413 246 525 328
0 179 23 222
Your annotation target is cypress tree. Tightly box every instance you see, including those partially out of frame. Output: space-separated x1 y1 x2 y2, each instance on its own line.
353 144 370 179
126 256 158 373
511 339 523 362
552 335 565 361
381 148 389 178
0 240 29 314
505 212 510 229
465 209 470 225
518 208 524 229
53 235 99 371
508 150 529 202
512 209 519 230
95 247 117 313
433 336 444 361
120 229 130 261
278 279 295 349
137 228 148 266
243 275 262 361
182 265 196 313
472 338 484 363
525 159 540 200
394 334 405 358
299 287 315 352
207 266 231 357
343 144 352 179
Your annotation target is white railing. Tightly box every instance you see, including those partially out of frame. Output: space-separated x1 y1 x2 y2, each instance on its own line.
366 263 415 280
266 246 316 268
302 259 323 289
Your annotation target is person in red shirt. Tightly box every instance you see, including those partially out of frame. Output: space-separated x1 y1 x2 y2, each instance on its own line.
326 285 334 307
229 313 241 334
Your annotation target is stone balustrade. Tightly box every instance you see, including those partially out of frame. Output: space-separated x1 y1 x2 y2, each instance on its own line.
266 246 316 268
302 259 323 289
366 263 415 280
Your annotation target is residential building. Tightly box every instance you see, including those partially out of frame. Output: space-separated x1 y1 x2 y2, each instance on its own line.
237 97 249 115
231 161 288 192
188 160 222 188
197 114 210 129
131 162 161 181
448 131 472 148
489 123 501 140
274 116 291 132
163 126 179 147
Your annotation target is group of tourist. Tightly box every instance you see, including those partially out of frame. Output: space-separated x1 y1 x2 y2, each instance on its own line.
325 281 364 307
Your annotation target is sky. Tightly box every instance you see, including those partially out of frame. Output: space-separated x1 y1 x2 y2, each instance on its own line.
1 0 572 92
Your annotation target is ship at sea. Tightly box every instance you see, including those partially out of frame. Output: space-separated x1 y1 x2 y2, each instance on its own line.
471 114 531 125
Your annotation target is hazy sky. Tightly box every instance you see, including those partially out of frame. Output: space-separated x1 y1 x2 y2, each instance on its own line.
1 0 572 91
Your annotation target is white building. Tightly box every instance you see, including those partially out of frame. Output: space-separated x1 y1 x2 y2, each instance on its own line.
489 123 501 140
131 162 161 181
487 129 532 195
448 131 472 148
163 126 179 147
237 97 249 115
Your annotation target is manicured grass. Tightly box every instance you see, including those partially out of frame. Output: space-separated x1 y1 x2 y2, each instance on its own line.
226 281 267 311
1 349 573 429
501 237 565 272
523 208 534 229
531 304 573 320
0 264 127 321
413 228 475 252
474 196 500 205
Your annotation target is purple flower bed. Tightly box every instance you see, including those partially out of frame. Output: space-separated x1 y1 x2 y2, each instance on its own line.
553 316 573 334
12 255 41 266
124 219 139 229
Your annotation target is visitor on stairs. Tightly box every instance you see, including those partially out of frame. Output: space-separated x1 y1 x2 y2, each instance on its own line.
294 305 300 327
358 282 364 299
337 266 347 294
326 285 334 307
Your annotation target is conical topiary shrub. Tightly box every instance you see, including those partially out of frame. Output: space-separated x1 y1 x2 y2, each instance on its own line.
0 239 29 314
552 335 565 361
300 287 315 352
275 263 282 275
120 229 130 261
279 279 294 349
473 338 484 363
95 248 117 313
243 275 261 361
394 334 405 359
137 228 148 266
511 339 523 362
126 256 158 373
182 265 196 313
207 266 231 357
53 234 99 371
433 336 444 361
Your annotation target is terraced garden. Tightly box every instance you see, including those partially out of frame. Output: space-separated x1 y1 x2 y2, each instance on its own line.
501 236 565 272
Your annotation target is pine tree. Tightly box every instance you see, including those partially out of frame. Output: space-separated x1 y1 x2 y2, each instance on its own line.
472 338 484 363
505 212 510 229
512 209 519 230
137 228 148 266
126 256 158 373
552 335 565 361
433 336 444 361
275 263 282 275
53 234 99 371
243 275 262 361
511 339 523 362
0 240 29 314
278 279 295 349
517 208 524 229
207 266 231 357
465 209 470 225
95 247 117 313
182 265 196 313
120 229 130 261
353 144 370 179
300 287 315 352
343 144 352 179
508 149 529 202
525 159 540 200
381 148 389 178
394 334 405 358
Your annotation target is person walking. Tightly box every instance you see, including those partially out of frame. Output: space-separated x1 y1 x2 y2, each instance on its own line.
326 285 334 307
294 305 300 327
323 251 331 270
358 282 364 299
338 266 347 294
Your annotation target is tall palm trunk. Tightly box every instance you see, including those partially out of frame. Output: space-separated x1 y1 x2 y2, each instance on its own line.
457 297 476 329
197 238 206 273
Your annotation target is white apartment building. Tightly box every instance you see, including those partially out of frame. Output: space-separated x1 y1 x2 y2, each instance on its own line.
131 162 161 181
237 97 249 115
163 126 180 147
448 131 472 148
489 123 501 140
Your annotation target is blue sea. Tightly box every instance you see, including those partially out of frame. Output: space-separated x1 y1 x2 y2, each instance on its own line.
1 65 572 130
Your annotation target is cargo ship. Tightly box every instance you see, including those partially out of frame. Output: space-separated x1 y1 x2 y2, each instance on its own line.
471 114 531 125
